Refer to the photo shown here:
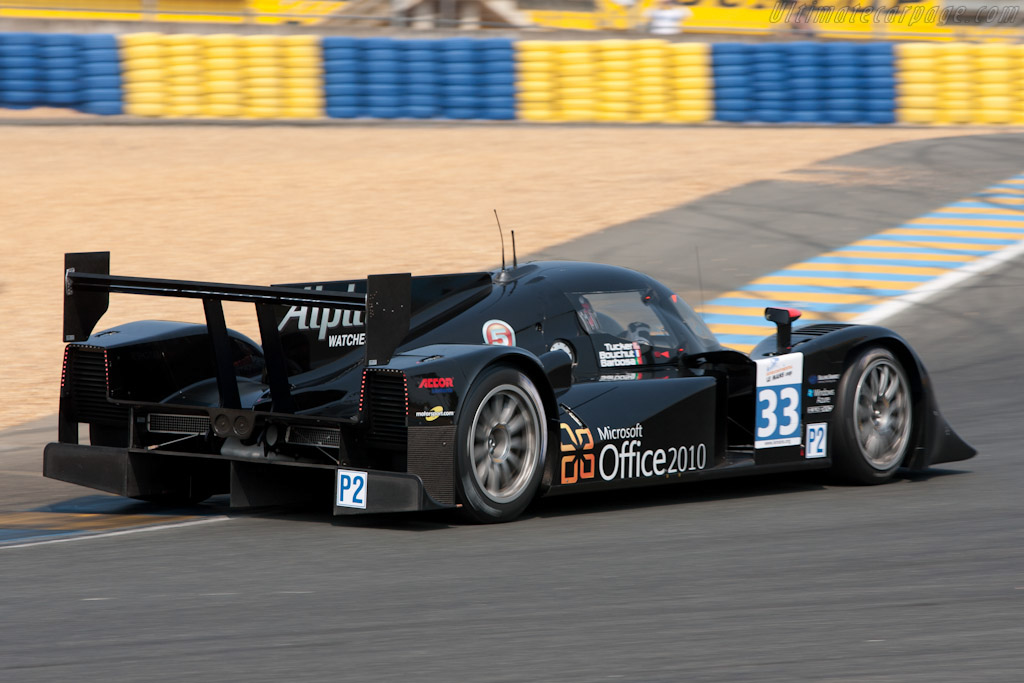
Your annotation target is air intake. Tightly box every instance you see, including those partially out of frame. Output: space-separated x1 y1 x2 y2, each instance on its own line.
794 323 851 337
148 413 210 435
362 369 408 450
65 346 128 425
286 426 341 449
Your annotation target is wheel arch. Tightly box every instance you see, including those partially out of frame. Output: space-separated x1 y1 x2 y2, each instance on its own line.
475 352 560 495
840 335 927 468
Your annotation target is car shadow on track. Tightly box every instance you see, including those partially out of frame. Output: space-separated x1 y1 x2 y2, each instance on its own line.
22 468 969 535
225 467 972 531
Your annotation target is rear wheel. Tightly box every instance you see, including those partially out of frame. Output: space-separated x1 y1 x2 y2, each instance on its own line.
833 347 913 484
455 365 547 523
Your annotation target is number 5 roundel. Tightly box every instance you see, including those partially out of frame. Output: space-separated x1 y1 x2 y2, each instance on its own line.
753 352 803 449
483 320 516 346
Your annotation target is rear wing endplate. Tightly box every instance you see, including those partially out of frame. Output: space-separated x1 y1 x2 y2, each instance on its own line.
63 252 410 411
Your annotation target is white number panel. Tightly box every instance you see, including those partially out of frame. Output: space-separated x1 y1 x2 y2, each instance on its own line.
336 469 367 509
806 423 828 459
754 352 804 449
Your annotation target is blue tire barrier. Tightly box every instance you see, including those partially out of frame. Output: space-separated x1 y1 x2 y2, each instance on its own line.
826 99 862 111
754 110 787 122
445 96 480 109
1 68 39 81
0 56 36 69
80 101 122 115
713 43 749 55
441 62 478 76
323 36 359 48
715 87 752 100
366 96 401 108
865 87 896 99
364 61 403 74
714 75 749 89
862 53 893 67
441 49 475 62
324 59 360 72
406 61 438 74
787 65 818 79
82 87 122 101
480 72 515 86
442 73 480 87
863 66 894 79
1 90 37 104
41 59 77 72
365 83 401 97
43 91 79 105
826 65 861 79
712 64 748 78
715 110 750 122
361 37 395 50
323 48 359 61
0 32 36 44
81 74 121 89
865 111 895 124
79 35 117 49
406 82 440 96
711 53 747 68
790 110 825 123
442 109 480 120
82 62 120 76
365 106 401 118
326 106 361 118
864 98 895 112
481 84 515 97
406 94 439 107
0 44 36 57
825 110 862 123
80 48 119 62
325 83 360 97
403 106 438 118
482 108 516 120
864 76 896 89
826 87 860 99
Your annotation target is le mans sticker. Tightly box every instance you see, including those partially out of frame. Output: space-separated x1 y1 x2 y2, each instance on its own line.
754 352 803 449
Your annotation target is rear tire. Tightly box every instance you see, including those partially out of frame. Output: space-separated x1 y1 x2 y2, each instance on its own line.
833 347 913 484
455 365 547 523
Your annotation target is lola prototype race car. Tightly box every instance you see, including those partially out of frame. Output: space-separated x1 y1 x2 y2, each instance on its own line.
45 252 975 522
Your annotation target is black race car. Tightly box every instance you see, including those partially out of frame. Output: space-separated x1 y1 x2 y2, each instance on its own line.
45 252 974 522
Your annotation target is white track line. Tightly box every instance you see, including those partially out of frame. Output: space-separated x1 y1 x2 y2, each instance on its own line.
854 239 1024 326
0 516 230 550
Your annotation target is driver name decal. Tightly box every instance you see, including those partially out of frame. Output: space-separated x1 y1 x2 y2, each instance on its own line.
599 341 642 367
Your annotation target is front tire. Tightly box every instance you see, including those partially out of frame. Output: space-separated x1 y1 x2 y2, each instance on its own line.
455 365 547 523
833 347 913 484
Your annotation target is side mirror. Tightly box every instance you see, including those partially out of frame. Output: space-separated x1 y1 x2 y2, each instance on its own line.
765 307 802 355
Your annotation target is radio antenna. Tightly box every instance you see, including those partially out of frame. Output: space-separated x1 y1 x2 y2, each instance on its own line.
494 209 506 271
511 230 518 269
695 246 706 316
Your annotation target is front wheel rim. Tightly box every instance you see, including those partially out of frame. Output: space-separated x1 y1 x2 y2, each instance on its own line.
468 384 541 504
853 358 911 471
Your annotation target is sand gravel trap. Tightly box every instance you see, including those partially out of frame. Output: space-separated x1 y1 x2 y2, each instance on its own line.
0 124 997 430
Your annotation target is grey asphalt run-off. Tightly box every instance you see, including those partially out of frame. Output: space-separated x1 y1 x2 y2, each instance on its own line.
2 132 1022 683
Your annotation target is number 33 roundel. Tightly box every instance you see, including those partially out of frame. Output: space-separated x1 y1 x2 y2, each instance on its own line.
754 352 803 449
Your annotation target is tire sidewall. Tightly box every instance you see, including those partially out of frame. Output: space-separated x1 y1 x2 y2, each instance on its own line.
833 346 911 484
455 365 547 523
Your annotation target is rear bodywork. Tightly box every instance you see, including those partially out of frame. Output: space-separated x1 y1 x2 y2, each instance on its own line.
45 252 975 516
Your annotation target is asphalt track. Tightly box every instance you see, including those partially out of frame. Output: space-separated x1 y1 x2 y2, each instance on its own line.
2 132 1023 683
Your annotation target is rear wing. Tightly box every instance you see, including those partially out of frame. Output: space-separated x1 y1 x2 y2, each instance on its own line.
63 251 411 413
